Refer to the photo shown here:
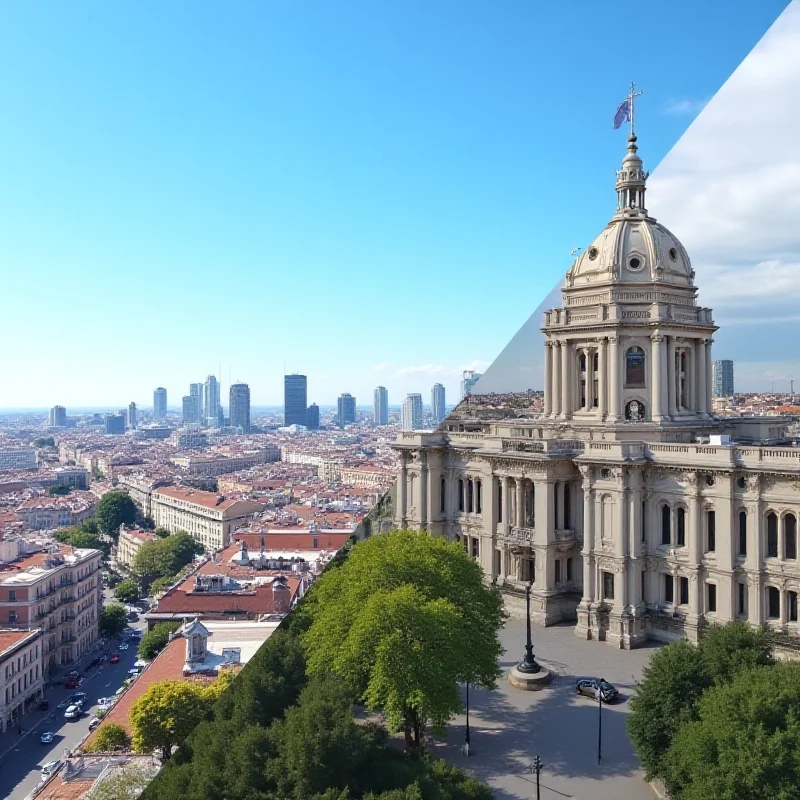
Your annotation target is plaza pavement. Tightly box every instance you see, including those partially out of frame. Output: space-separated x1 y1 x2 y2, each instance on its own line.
428 618 660 800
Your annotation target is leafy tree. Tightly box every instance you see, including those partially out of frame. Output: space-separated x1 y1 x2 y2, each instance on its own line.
47 484 70 496
114 579 140 604
84 721 129 752
150 574 178 596
99 604 128 638
54 527 110 557
155 527 171 539
699 620 773 683
133 532 204 582
663 663 800 799
130 680 217 761
80 519 99 535
303 530 504 755
138 622 182 660
95 491 137 538
90 766 157 800
32 437 55 447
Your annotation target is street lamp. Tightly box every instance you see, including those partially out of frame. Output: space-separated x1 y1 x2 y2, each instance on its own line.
517 580 541 674
596 680 604 765
529 755 543 800
462 681 472 756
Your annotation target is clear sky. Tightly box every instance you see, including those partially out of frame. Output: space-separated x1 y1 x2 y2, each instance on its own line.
0 0 789 409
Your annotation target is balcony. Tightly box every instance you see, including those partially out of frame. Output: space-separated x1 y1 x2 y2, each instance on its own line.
504 526 536 547
555 529 577 542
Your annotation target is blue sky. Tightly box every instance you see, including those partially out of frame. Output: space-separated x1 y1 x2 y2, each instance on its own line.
0 0 789 408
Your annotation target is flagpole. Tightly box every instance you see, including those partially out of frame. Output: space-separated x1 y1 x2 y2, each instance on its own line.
630 81 635 138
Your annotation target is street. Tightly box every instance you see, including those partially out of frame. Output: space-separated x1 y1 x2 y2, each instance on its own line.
0 592 148 800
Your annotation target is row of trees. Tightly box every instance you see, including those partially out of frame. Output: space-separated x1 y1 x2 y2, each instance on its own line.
132 531 204 589
139 530 501 799
627 621 800 798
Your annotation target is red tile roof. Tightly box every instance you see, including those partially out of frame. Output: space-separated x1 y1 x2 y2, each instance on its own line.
232 531 351 551
0 629 37 657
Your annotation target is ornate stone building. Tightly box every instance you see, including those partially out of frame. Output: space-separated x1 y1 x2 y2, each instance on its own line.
393 132 800 648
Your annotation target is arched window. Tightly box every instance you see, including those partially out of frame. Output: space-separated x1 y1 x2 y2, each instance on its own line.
476 480 483 515
563 483 571 529
738 510 747 556
625 346 646 388
767 512 779 558
661 505 671 546
785 514 797 560
467 479 474 513
676 507 686 547
457 479 464 513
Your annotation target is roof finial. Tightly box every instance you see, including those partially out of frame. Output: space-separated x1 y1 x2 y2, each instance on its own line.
628 81 643 139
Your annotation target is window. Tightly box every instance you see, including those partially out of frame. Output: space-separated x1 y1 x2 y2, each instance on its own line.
664 574 674 604
471 538 479 559
767 513 779 558
707 510 716 553
677 508 686 547
679 576 689 605
625 346 646 387
476 481 482 515
563 483 571 529
738 511 747 556
768 586 780 619
602 571 614 601
738 582 747 617
8 590 15 602
458 480 464 513
790 591 798 623
555 560 561 584
707 583 717 613
497 483 502 523
467 480 474 513
661 505 671 545
785 514 797 560
9 612 17 625
641 500 646 542
566 557 573 582
440 477 446 513
494 549 501 577
553 483 559 530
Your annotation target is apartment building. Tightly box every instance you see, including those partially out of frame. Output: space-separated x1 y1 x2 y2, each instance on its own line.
116 528 158 570
14 493 96 530
151 487 263 551
339 464 396 489
116 474 173 519
170 448 280 477
0 541 103 672
0 629 44 732
0 449 37 472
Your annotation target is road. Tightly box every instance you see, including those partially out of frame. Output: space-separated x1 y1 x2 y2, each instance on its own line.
0 593 148 800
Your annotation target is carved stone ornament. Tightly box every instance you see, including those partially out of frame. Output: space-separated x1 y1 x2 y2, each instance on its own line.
762 476 777 492
680 472 699 488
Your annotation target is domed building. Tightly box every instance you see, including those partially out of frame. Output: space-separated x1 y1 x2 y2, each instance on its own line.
392 132 800 649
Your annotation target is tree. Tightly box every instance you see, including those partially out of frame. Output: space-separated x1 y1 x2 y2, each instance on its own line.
663 663 800 799
54 527 110 557
95 491 137 538
133 532 203 582
89 766 157 800
99 604 128 638
47 484 70 496
114 579 140 604
130 680 217 761
699 620 773 684
32 437 55 447
303 530 504 755
137 622 181 661
149 575 177 596
85 721 130 752
155 527 171 539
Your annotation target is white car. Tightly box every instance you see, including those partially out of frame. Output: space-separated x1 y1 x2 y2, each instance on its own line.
118 643 129 651
64 704 81 719
97 696 114 708
41 760 61 779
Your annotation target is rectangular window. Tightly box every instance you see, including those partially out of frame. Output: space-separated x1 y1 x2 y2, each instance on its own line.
707 511 716 552
602 571 614 601
440 477 446 513
476 481 482 515
707 583 717 613
497 484 502 524
677 509 686 547
566 557 573 582
555 560 561 584
8 590 15 602
738 511 747 556
664 574 674 604
738 582 747 617
458 480 464 513
471 538 479 559
494 549 501 577
679 576 689 605
768 515 779 558
641 501 646 543
790 591 798 623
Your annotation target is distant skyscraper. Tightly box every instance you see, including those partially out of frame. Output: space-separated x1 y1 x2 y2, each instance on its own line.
712 360 734 398
460 370 482 399
204 376 220 427
190 383 203 421
337 393 356 428
402 394 423 431
182 395 201 424
284 374 308 427
153 387 167 419
104 413 126 435
306 403 320 430
128 402 137 429
431 383 446 423
48 405 67 428
229 383 251 432
373 386 389 426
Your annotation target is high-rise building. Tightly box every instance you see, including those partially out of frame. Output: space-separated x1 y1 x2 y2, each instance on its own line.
104 413 126 435
402 394 423 431
48 405 67 428
128 402 137 429
306 403 320 430
154 387 168 419
204 376 220 427
431 383 446 424
373 386 389 426
460 370 482 399
337 393 356 428
712 360 734 398
284 374 308 427
182 395 201 424
190 383 204 421
229 383 251 432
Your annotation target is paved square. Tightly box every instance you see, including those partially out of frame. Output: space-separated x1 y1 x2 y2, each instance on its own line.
428 619 660 800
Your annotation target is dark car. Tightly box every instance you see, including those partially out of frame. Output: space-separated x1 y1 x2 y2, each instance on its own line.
575 677 619 703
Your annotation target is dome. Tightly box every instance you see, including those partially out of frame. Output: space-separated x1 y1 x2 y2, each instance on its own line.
566 134 694 290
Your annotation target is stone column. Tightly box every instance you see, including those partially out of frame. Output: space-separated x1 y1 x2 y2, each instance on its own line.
544 343 552 417
586 348 595 410
651 332 664 421
629 472 643 612
560 341 571 419
598 338 607 418
482 474 497 578
697 340 708 416
419 452 428 530
608 336 620 421
667 337 677 417
502 476 511 534
397 452 408 526
583 480 595 603
516 478 525 529
705 338 714 415
552 342 562 418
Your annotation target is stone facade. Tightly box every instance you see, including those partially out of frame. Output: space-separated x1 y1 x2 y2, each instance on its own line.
393 132 800 648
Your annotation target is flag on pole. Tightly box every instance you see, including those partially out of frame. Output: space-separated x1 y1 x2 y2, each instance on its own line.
613 97 631 130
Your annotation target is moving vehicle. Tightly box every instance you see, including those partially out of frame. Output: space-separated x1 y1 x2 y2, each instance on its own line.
109 653 120 664
40 731 54 744
68 692 86 707
575 677 620 703
64 704 81 719
118 643 129 651
41 760 61 779
64 679 81 690
128 667 142 677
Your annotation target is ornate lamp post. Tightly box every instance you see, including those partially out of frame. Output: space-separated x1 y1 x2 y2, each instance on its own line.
517 580 541 674
463 681 472 756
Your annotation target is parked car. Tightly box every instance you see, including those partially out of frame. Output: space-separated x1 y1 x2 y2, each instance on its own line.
97 696 114 707
109 653 120 664
118 643 129 651
67 671 79 680
41 760 61 779
128 667 142 677
115 686 126 696
88 717 101 731
64 705 81 720
64 679 81 690
68 692 87 707
126 612 139 622
575 677 620 703
40 731 54 744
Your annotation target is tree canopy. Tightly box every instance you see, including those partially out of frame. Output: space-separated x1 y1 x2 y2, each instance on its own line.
54 525 110 557
47 484 70 496
138 622 182 661
85 721 130 753
95 491 137 537
32 437 55 447
133 532 204 582
303 530 504 754
99 604 128 638
114 579 140 604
